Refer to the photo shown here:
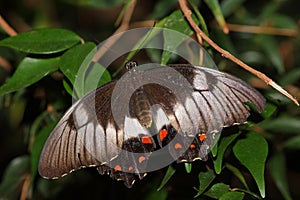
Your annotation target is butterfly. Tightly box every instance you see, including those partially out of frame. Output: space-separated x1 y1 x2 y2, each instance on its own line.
38 62 265 188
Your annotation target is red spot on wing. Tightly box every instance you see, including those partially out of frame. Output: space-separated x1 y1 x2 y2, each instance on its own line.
141 136 153 144
128 166 134 171
199 133 206 142
114 165 122 171
175 143 183 149
190 144 196 149
159 129 168 141
138 156 146 163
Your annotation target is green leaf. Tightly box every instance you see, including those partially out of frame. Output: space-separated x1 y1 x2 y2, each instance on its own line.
213 132 240 174
0 156 30 199
0 28 82 54
195 170 216 197
268 152 292 200
256 35 284 74
30 122 57 181
204 183 230 199
60 42 101 98
157 10 198 65
220 191 245 200
204 0 228 33
260 102 277 119
260 115 300 134
225 163 249 190
221 0 246 17
84 62 111 94
211 133 221 157
60 42 96 85
283 135 300 150
0 57 59 96
157 165 176 191
233 131 268 197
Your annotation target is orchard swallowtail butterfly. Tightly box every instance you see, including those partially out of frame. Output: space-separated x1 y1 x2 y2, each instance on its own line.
38 62 265 188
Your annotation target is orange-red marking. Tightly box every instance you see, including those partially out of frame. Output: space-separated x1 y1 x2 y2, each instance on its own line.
114 165 122 171
141 136 153 144
190 144 196 149
138 156 146 163
159 129 168 141
199 133 207 142
175 143 183 149
128 166 134 171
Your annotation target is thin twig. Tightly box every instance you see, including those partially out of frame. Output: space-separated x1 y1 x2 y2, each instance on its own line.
0 15 17 36
93 0 136 62
226 23 298 37
178 0 299 106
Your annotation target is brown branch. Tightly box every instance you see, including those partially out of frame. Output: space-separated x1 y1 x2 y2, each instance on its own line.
0 15 17 36
93 0 137 62
178 0 299 106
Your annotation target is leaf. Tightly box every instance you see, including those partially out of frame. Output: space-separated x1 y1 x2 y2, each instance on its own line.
30 122 57 181
204 0 228 33
220 191 245 200
157 165 176 191
233 131 268 198
60 42 96 85
60 42 99 98
84 62 111 94
213 132 240 174
0 57 59 96
268 152 292 200
283 135 300 150
157 10 198 65
256 35 284 74
220 0 246 17
204 183 229 199
260 102 277 119
225 163 249 190
259 115 300 134
0 28 82 54
0 156 30 199
195 170 216 197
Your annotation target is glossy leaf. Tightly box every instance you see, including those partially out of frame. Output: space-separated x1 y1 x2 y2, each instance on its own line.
195 170 216 197
0 57 59 96
213 132 240 174
0 28 82 54
233 131 268 197
268 152 292 200
60 42 96 85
